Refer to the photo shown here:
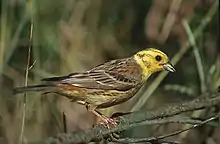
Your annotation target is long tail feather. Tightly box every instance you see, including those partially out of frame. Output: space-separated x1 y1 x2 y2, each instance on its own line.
13 84 54 94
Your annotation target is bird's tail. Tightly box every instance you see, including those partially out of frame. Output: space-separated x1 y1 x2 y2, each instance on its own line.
13 84 55 94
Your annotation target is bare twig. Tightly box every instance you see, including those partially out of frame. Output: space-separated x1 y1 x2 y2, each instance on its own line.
112 114 220 143
19 1 34 143
28 59 36 70
113 138 180 144
154 113 220 140
63 112 67 133
139 115 217 126
43 91 220 144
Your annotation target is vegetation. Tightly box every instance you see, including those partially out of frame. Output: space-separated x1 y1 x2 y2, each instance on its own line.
0 0 219 143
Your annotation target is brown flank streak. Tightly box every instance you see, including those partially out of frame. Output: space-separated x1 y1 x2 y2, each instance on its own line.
57 84 84 92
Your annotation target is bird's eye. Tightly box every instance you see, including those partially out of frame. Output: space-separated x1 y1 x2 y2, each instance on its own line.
155 55 162 61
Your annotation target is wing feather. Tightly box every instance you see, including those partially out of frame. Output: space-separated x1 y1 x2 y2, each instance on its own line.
41 58 141 91
42 71 136 91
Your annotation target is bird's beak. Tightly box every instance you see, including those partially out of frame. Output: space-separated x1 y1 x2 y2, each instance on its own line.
163 62 175 72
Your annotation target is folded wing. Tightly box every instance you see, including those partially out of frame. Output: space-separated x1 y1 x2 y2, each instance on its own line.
41 70 137 91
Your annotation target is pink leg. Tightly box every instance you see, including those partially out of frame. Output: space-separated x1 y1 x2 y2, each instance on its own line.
92 110 118 127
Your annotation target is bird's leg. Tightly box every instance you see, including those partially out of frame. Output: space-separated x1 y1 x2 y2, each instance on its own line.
86 105 118 127
93 110 118 127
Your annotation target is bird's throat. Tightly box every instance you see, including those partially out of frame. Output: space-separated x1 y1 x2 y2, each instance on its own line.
133 55 151 78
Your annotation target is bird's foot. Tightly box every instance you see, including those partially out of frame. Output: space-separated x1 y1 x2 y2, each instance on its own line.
89 107 119 127
100 115 118 128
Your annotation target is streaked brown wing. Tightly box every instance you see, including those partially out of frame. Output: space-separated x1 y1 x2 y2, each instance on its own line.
42 58 142 91
41 70 136 91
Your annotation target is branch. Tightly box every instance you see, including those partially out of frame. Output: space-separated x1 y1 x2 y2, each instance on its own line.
19 1 34 143
43 90 220 144
112 113 220 143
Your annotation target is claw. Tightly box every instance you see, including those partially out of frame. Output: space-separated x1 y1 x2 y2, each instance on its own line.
100 116 118 127
86 105 119 127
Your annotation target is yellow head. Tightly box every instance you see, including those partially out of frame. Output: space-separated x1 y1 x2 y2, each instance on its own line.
134 48 175 77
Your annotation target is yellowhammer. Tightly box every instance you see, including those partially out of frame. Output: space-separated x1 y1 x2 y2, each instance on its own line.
14 48 175 125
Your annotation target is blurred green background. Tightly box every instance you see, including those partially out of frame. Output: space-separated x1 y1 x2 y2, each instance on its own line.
0 0 219 143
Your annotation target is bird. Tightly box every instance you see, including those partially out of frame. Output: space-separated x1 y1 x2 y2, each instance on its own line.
13 48 175 125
